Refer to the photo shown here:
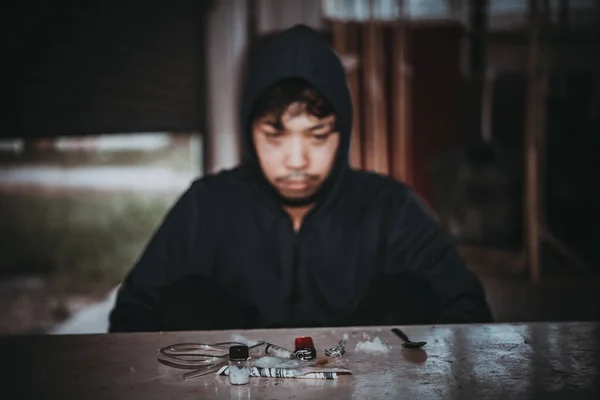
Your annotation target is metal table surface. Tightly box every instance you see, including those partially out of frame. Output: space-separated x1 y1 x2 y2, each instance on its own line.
1 322 599 399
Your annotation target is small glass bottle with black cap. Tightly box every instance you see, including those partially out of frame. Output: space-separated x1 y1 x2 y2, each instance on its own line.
228 345 250 385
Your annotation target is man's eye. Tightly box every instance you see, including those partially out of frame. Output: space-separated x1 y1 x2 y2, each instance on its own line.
312 132 331 141
265 131 283 139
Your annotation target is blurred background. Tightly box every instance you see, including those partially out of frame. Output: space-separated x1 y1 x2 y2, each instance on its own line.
1 0 599 335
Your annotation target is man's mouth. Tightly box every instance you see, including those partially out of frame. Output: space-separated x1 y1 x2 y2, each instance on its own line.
281 180 309 190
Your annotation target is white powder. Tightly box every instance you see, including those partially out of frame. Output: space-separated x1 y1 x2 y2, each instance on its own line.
228 366 250 385
230 333 261 347
354 337 391 354
252 356 304 369
342 333 349 342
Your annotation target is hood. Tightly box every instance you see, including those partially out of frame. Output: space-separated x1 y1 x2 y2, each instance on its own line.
239 24 353 210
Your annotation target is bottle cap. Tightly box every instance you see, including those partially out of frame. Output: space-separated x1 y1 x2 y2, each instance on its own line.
229 345 249 360
294 336 315 349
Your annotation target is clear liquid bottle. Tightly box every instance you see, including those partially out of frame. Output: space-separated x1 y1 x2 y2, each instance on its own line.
229 345 250 385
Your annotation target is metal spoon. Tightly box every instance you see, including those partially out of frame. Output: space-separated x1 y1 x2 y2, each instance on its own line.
391 328 427 349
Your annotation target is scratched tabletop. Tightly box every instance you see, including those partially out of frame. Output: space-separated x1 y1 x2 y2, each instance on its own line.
1 322 599 399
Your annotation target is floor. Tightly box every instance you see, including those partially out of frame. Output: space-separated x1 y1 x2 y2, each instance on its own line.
464 244 600 323
481 275 600 323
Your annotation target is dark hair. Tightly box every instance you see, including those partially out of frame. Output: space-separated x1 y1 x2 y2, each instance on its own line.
250 78 335 127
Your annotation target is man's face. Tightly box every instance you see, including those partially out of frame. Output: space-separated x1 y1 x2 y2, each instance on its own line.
252 102 339 202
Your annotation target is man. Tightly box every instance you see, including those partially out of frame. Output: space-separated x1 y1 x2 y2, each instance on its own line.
109 25 492 333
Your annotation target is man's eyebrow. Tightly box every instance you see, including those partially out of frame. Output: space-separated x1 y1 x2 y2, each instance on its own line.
262 120 283 130
309 122 335 131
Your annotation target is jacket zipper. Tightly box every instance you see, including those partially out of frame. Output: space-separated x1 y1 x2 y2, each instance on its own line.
286 217 305 324
289 230 300 316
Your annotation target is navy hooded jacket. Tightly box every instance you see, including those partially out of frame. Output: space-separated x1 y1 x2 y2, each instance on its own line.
109 25 492 332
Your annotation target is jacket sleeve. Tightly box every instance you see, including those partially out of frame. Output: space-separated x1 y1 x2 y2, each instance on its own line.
109 276 162 332
109 182 212 332
384 187 493 324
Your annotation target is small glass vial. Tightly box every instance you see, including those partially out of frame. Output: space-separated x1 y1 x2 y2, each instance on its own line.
228 345 250 385
265 342 296 359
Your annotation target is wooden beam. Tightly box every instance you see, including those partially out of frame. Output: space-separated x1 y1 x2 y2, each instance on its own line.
524 0 550 282
595 0 600 121
524 0 541 282
536 0 551 278
469 0 488 78
362 17 389 174
524 0 598 278
467 0 489 143
332 22 363 170
481 68 496 143
390 0 412 183
557 0 569 100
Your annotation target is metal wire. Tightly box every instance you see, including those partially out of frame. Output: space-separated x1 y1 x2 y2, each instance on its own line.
157 340 267 379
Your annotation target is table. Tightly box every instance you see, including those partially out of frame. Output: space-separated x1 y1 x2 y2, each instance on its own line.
1 322 599 399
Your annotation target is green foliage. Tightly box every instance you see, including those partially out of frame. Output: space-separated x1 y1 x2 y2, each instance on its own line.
0 191 177 293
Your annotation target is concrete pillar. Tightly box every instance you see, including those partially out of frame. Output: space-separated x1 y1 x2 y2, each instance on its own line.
255 0 323 35
204 0 248 174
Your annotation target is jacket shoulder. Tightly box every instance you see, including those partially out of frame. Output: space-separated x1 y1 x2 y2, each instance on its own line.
187 167 249 197
346 169 415 202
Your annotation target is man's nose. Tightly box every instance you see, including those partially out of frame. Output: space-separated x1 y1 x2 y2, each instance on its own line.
284 136 308 170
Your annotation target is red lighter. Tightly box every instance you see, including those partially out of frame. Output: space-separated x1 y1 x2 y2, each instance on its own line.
294 336 317 360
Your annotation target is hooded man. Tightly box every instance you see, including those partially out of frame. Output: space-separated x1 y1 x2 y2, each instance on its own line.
109 25 492 333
